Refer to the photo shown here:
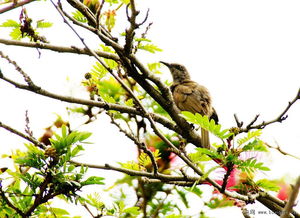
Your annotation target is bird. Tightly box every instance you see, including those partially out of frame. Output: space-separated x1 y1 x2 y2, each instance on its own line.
160 61 218 149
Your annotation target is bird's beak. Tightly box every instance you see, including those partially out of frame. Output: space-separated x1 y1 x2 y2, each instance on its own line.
160 61 170 68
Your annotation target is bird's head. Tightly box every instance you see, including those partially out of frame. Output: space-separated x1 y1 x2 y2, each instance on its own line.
160 61 190 82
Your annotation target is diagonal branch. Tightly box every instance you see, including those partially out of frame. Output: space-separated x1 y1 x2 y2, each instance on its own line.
0 0 37 14
0 121 45 149
265 142 300 160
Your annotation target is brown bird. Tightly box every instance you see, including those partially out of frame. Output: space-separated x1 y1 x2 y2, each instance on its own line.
161 61 218 148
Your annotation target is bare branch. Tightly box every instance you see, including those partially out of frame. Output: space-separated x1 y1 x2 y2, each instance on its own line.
0 50 34 86
70 160 199 182
234 113 243 128
265 142 300 160
0 38 119 61
0 121 45 149
238 88 300 133
0 72 178 135
0 0 36 14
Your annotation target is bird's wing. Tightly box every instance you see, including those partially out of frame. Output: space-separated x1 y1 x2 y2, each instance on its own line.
173 81 212 115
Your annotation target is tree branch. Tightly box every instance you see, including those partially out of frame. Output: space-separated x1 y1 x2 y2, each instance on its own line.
0 121 45 149
108 113 159 174
265 142 300 160
70 160 258 202
0 0 37 14
0 38 119 61
281 176 300 218
238 88 300 133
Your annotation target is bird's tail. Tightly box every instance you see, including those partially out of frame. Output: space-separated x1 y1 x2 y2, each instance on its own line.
201 128 210 149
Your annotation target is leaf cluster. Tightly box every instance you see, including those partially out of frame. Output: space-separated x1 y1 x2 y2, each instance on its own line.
0 126 104 217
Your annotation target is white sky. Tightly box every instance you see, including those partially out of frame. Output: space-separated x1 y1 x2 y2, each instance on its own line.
0 0 300 217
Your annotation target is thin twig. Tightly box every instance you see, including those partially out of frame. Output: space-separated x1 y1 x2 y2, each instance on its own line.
239 88 300 133
0 50 34 87
108 113 159 174
265 142 300 160
0 121 45 149
25 110 33 137
234 113 243 128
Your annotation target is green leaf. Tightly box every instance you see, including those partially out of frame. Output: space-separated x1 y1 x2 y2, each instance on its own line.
120 0 130 4
180 112 233 139
36 20 53 28
91 61 108 78
256 179 280 191
185 186 203 198
86 192 104 209
195 147 223 160
123 206 140 215
9 27 22 40
71 145 84 157
104 9 116 32
206 196 235 209
202 165 221 180
72 10 87 23
175 188 189 208
138 43 163 53
119 161 140 171
98 90 116 103
148 62 163 74
81 176 105 186
125 98 134 107
105 0 119 4
0 19 20 27
242 139 268 152
237 130 262 146
139 150 160 168
48 208 69 215
135 37 151 42
237 158 270 174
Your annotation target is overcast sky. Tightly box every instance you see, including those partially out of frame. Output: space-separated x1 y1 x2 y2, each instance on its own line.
0 0 300 216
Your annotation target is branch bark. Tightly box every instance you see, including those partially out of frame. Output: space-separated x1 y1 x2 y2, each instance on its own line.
0 0 37 14
0 39 119 61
